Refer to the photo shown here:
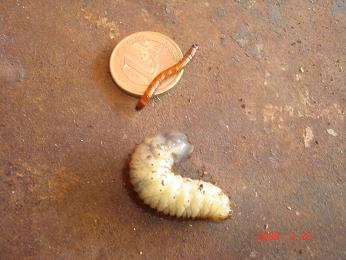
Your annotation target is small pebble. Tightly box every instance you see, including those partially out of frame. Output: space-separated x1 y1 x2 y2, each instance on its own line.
326 129 338 137
295 74 302 81
250 251 257 258
304 126 314 148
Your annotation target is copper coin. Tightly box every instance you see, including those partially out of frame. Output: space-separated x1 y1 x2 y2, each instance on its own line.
110 31 184 96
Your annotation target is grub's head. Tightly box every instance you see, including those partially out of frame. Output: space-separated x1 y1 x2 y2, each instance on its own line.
147 131 194 162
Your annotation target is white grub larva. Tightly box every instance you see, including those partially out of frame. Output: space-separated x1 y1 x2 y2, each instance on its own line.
129 131 231 221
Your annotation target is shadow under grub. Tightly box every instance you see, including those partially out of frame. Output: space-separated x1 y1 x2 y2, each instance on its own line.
122 154 232 222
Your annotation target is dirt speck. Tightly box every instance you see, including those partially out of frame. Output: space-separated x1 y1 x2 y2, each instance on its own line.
211 7 228 22
82 9 120 39
268 1 284 25
235 0 256 9
165 0 174 14
331 0 346 16
303 126 314 148
250 251 257 258
326 128 338 137
0 57 25 85
232 24 263 59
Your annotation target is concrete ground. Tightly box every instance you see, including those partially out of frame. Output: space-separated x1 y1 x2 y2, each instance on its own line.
1 0 345 259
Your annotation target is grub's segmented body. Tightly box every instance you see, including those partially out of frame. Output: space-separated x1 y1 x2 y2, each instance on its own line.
129 131 231 220
135 43 199 110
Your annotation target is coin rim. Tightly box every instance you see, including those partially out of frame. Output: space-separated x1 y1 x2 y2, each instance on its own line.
109 31 184 96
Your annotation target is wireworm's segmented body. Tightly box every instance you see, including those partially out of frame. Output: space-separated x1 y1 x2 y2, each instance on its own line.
129 131 231 220
135 43 199 110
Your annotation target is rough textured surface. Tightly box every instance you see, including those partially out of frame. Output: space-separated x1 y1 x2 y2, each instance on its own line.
0 0 345 259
